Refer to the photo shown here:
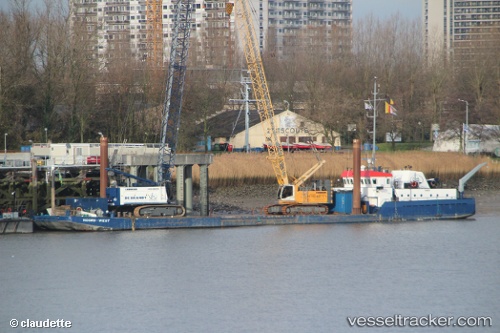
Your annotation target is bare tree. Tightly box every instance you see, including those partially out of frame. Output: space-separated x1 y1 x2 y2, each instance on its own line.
0 0 41 146
182 69 231 151
34 0 76 142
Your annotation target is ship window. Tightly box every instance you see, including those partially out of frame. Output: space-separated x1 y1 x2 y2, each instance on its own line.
387 179 390 184
350 179 353 184
372 179 377 184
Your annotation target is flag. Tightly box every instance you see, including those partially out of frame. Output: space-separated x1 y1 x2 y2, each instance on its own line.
390 98 395 105
58 171 64 185
364 102 373 110
385 102 397 116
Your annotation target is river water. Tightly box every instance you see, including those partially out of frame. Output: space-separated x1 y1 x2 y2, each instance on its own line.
1 196 499 333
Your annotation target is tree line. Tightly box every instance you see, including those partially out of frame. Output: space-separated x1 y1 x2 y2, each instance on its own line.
0 0 498 152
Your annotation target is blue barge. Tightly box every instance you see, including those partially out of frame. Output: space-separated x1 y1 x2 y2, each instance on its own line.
33 197 476 231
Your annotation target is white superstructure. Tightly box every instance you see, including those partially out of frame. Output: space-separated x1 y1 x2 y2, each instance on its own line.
339 166 457 208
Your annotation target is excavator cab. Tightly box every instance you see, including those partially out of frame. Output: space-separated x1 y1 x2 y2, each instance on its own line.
268 182 330 215
278 185 295 201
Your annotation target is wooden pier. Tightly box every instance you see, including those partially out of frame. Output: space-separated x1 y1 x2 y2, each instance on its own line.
1 142 213 222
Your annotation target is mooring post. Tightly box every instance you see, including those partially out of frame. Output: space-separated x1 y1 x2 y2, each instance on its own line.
199 164 209 216
31 158 38 214
50 167 55 212
352 139 362 215
184 165 193 214
176 165 185 208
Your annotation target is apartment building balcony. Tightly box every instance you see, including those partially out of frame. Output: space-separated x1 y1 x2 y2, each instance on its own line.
283 13 301 20
283 21 301 28
283 5 302 12
308 6 325 12
308 12 326 20
283 7 301 14
104 18 130 24
330 4 351 13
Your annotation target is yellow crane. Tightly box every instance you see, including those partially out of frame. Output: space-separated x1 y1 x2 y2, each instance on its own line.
146 0 164 67
231 0 331 215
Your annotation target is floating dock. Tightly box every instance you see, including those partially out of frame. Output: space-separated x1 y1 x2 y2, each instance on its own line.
34 213 379 231
33 196 476 232
0 213 34 234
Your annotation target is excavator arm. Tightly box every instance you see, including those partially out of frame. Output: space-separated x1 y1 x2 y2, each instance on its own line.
292 160 326 187
292 144 326 187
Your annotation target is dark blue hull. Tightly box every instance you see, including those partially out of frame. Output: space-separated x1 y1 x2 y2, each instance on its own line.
33 198 476 231
377 198 475 221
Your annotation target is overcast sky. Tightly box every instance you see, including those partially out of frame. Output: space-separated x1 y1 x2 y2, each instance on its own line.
0 0 422 21
353 0 421 21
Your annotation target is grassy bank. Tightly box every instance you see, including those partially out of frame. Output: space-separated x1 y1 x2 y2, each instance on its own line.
188 151 500 188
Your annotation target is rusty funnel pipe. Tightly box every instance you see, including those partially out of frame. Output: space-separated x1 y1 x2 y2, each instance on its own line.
352 139 361 214
100 136 109 198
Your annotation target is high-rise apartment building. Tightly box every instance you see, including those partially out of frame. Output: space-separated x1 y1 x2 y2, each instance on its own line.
69 0 352 67
70 0 230 68
423 0 500 62
263 0 352 60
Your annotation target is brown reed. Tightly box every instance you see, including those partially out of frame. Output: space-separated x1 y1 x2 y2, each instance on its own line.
186 151 500 188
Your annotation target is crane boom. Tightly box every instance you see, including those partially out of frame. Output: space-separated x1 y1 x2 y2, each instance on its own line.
157 0 194 188
232 1 330 215
233 0 289 185
146 0 163 67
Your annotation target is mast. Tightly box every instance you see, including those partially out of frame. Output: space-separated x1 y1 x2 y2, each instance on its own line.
364 77 385 169
371 77 377 167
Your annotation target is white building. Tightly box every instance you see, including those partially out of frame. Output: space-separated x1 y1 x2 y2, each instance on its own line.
432 124 500 155
198 107 340 151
